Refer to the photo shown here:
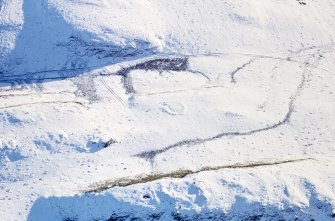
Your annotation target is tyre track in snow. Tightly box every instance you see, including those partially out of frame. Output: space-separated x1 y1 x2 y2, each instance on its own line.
99 76 128 108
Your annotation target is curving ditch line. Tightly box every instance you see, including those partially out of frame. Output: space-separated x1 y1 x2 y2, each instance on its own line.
135 51 323 161
229 59 254 83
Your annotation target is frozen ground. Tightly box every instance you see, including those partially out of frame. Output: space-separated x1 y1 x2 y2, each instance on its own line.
1 0 335 220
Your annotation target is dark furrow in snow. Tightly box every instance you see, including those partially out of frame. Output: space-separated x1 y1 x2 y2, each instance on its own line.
230 59 254 83
85 158 313 193
135 52 322 161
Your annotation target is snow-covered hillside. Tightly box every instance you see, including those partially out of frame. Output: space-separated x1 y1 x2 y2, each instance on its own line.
1 0 335 220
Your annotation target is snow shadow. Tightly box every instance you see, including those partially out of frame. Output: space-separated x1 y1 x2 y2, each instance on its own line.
32 134 107 154
0 147 25 164
0 0 156 86
27 182 334 221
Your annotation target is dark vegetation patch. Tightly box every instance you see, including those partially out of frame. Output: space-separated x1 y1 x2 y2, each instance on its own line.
296 0 307 5
58 36 155 60
102 58 189 94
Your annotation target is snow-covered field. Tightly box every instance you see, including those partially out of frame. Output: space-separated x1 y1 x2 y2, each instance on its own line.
1 0 335 220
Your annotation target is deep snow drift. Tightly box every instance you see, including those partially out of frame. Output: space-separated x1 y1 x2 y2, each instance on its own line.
1 0 335 220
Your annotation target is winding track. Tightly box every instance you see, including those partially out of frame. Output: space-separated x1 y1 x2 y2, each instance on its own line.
0 45 332 161
135 50 324 161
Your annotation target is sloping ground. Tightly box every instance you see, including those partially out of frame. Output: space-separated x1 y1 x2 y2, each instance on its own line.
1 0 335 75
1 0 335 221
27 160 335 221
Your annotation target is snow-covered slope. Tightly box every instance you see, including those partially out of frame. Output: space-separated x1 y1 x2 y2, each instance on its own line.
1 0 335 74
1 0 335 220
